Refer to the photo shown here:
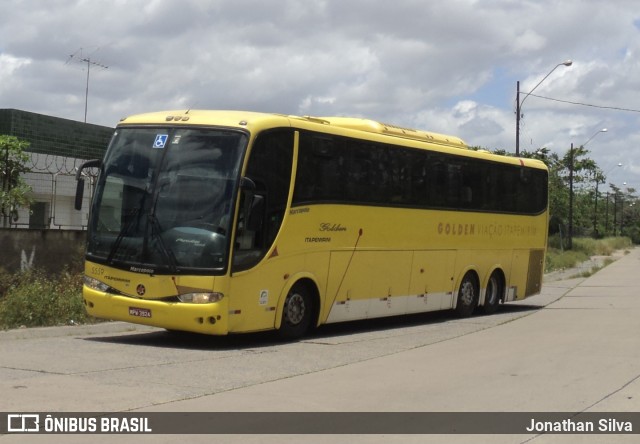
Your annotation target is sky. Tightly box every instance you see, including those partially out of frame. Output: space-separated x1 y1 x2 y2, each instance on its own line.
2 0 640 189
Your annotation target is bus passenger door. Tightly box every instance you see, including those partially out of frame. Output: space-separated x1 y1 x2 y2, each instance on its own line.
228 129 294 333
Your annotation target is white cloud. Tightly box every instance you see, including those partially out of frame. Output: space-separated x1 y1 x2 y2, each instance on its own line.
1 0 640 185
513 29 547 53
0 53 32 83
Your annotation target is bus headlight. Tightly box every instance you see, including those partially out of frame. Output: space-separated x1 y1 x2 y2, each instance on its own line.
84 275 110 292
177 292 224 304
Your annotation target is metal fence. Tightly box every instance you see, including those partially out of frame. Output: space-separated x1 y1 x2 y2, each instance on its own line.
11 153 96 230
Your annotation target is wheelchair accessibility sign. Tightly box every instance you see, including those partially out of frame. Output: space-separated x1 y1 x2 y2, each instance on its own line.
153 134 168 149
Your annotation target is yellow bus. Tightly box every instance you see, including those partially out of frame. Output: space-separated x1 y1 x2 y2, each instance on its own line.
75 110 548 339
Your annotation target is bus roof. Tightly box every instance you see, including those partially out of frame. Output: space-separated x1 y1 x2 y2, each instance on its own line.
288 116 468 149
117 110 291 129
117 110 546 170
120 110 465 147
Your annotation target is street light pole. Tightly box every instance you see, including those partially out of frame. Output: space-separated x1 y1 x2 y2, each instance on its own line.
516 80 521 156
613 190 619 235
605 191 610 235
568 128 607 248
568 143 575 249
515 60 572 156
594 161 622 237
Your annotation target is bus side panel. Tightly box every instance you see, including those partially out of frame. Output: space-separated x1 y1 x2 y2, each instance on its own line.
507 249 530 301
323 250 412 323
525 249 545 297
227 252 331 333
227 257 290 333
407 251 456 313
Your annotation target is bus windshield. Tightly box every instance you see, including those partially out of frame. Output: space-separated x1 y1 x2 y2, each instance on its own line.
87 127 247 274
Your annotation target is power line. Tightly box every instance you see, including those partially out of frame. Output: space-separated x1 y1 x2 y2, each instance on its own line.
522 92 640 114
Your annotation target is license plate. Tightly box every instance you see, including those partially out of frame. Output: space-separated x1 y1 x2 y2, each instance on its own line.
129 307 152 318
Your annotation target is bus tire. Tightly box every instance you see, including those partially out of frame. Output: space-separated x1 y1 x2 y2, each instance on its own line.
455 272 478 317
481 271 503 314
278 283 313 340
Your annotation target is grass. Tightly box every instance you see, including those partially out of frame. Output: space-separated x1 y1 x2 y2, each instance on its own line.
0 269 93 329
545 236 632 273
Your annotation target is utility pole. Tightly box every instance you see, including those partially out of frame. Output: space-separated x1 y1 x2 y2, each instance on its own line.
516 81 521 156
515 60 572 156
66 48 108 122
568 143 574 249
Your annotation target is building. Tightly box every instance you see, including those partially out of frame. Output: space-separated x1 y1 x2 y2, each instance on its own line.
0 109 113 229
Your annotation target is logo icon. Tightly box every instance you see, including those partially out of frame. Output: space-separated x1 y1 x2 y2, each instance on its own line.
136 284 146 296
153 134 168 149
7 414 40 432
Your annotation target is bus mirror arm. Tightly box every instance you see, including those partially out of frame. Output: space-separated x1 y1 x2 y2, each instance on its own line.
74 159 102 211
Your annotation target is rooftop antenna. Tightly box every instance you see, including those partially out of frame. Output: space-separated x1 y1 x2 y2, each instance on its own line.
66 48 109 123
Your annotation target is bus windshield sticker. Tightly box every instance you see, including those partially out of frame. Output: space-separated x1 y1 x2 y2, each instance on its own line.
153 134 168 149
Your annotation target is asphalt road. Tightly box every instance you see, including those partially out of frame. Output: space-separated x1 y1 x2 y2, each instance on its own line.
1 249 639 444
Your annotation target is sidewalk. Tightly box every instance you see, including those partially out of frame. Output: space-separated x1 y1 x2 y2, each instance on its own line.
2 249 638 444
156 248 640 406
139 248 640 443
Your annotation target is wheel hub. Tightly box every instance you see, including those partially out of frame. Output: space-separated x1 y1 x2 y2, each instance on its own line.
285 293 305 325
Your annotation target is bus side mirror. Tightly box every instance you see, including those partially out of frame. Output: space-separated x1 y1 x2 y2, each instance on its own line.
74 178 86 211
74 159 102 210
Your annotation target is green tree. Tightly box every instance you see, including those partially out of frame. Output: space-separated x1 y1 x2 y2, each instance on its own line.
521 149 567 235
0 135 32 228
560 145 602 241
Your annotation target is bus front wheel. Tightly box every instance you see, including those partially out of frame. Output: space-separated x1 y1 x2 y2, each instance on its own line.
455 272 478 317
278 283 313 340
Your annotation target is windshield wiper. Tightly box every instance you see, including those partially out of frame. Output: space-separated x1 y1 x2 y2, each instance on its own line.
106 182 154 265
148 213 178 273
106 207 141 264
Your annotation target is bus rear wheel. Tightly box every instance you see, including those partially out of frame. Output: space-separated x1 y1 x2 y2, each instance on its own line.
482 272 503 314
455 272 478 317
278 283 313 340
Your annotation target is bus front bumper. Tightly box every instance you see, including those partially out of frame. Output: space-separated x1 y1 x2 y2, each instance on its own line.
83 287 229 335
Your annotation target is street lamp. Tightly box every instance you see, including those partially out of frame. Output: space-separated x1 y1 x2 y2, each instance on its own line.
568 127 607 249
584 128 608 146
516 60 573 156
